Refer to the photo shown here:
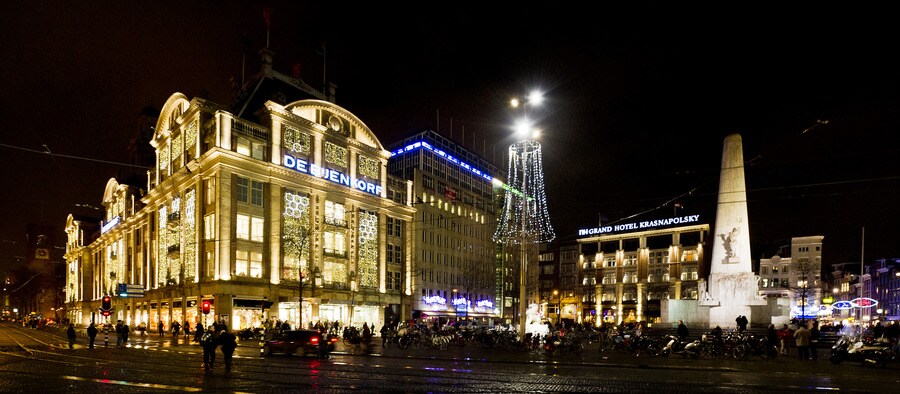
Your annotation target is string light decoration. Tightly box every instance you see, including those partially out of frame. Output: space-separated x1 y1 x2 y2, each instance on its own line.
493 139 556 244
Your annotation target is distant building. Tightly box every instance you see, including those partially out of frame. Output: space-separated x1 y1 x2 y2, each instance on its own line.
757 235 824 320
387 130 501 322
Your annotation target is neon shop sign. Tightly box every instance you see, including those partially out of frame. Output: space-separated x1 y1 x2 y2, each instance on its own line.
831 298 878 310
283 154 383 196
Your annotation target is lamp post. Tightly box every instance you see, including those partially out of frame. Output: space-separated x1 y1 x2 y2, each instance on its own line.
553 290 560 325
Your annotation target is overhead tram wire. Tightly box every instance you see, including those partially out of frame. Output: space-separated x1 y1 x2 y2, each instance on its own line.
575 119 833 236
0 142 152 169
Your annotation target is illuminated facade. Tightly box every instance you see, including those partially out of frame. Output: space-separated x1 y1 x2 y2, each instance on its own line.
577 217 709 324
64 60 415 330
387 131 501 322
757 235 824 319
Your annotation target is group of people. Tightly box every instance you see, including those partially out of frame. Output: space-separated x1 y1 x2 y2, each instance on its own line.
199 324 238 372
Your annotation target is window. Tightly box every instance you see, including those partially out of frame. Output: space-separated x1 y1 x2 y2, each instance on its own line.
602 273 616 285
205 178 216 205
236 137 251 156
603 257 616 268
251 141 266 160
203 214 215 240
236 214 250 240
235 250 262 278
323 231 346 256
236 178 249 203
251 217 264 242
771 266 779 274
782 265 789 274
236 214 263 241
325 201 346 226
251 181 264 206
386 243 402 264
681 266 698 281
762 267 767 275
387 270 402 291
542 265 554 275
387 217 403 237
236 250 249 276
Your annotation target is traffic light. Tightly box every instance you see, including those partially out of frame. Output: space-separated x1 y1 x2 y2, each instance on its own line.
100 295 112 317
201 300 211 315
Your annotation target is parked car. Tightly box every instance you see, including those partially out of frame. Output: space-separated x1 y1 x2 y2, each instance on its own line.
260 330 333 357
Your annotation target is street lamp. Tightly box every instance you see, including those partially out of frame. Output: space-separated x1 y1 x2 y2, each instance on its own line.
553 290 560 325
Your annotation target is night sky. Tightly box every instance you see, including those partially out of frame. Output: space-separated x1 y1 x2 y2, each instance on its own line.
1 2 898 271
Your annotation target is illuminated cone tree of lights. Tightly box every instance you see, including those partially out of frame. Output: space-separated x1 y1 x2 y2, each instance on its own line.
494 137 555 340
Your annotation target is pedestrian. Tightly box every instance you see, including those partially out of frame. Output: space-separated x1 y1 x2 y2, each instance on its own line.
778 324 792 355
194 322 204 342
766 324 779 357
219 329 237 372
66 324 77 349
115 320 124 347
809 321 820 361
184 320 191 338
87 323 98 349
158 320 164 337
122 323 129 346
794 322 811 361
200 326 219 371
677 320 689 339
380 323 389 346
172 321 181 337
281 320 291 331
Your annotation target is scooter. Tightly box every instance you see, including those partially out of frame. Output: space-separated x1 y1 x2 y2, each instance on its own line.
830 335 892 367
660 335 700 358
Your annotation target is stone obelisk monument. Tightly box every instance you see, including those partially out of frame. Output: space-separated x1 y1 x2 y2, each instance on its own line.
703 134 765 328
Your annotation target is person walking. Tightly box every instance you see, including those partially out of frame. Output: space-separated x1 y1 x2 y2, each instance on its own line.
219 329 237 372
184 320 191 338
766 324 779 358
172 321 181 338
794 322 811 361
158 320 164 337
194 322 204 342
87 323 98 349
66 324 77 349
380 323 389 347
200 326 219 371
115 320 124 347
122 323 130 346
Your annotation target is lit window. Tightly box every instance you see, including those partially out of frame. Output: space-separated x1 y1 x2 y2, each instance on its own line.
250 252 263 278
235 250 249 276
325 201 346 226
251 217 264 242
236 214 250 240
236 137 251 156
203 214 215 240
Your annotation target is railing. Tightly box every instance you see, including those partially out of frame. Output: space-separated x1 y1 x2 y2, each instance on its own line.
232 118 270 140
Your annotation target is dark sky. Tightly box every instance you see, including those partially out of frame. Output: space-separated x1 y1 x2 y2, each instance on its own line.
1 2 898 270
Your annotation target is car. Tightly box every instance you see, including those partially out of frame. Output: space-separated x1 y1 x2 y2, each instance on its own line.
259 330 333 357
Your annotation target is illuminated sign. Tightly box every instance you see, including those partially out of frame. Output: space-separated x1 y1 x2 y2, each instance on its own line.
283 154 383 197
832 301 854 310
452 298 469 306
578 215 702 236
101 216 120 234
391 141 493 182
822 297 835 305
476 300 493 308
851 297 878 308
422 295 446 305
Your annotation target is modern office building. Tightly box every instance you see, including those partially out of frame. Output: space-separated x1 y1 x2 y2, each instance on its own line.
576 215 709 324
64 50 416 331
757 235 824 319
387 130 502 322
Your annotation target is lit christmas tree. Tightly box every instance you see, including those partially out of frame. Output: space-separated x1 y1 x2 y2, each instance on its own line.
493 139 556 244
